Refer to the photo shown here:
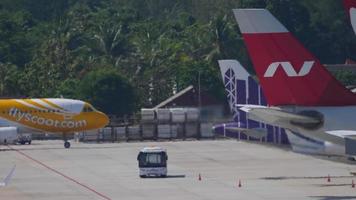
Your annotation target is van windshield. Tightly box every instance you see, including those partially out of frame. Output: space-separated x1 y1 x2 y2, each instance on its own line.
138 152 167 168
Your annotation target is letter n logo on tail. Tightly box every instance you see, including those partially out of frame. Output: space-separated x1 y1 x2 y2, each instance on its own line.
264 61 314 78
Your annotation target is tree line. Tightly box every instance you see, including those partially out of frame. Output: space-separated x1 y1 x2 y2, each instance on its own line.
0 0 355 116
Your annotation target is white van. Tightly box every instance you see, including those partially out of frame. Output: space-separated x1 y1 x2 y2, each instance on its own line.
137 147 168 178
0 127 18 144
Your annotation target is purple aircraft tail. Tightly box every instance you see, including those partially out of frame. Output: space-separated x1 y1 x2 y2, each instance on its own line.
216 60 289 144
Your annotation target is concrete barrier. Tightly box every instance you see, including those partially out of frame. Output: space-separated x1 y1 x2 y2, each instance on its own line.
82 130 98 141
186 108 199 122
142 124 156 139
141 109 156 123
128 125 141 140
185 123 199 138
157 124 171 139
115 127 127 140
157 109 171 124
171 108 186 123
200 123 214 138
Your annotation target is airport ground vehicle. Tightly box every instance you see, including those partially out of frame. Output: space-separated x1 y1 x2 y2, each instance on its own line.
17 133 32 145
137 147 168 178
0 127 18 144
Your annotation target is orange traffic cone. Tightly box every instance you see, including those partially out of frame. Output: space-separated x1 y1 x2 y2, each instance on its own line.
198 173 202 181
327 174 331 182
238 179 242 188
352 180 355 188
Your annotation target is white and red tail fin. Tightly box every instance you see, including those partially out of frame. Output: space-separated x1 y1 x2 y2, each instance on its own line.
233 9 356 106
344 0 356 34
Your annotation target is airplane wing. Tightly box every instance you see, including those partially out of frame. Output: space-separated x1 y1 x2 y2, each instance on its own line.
237 104 320 125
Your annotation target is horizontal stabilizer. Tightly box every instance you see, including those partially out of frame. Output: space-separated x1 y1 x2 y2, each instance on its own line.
225 127 267 139
237 105 320 125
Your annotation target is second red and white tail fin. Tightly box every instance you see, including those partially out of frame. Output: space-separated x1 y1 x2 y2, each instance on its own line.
344 0 356 34
233 9 356 106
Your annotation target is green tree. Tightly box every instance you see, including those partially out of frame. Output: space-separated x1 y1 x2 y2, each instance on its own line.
0 62 23 97
0 10 38 67
332 70 356 86
78 69 138 116
55 78 80 98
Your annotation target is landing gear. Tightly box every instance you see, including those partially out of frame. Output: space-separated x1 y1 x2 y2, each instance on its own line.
63 133 71 149
64 141 71 148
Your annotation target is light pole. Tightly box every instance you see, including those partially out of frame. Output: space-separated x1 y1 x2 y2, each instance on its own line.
198 71 201 109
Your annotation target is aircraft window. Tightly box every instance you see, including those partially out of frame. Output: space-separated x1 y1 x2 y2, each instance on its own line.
87 106 94 112
83 105 95 112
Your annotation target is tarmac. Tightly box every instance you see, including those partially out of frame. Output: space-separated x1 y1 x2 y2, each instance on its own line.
1 139 356 200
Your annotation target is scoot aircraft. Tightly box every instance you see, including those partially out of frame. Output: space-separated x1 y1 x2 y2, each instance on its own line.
232 9 356 157
215 60 346 158
0 98 109 148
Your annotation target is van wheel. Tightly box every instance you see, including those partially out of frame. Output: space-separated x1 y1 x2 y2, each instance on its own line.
140 175 146 178
28 141 31 145
64 141 71 148
20 141 25 145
